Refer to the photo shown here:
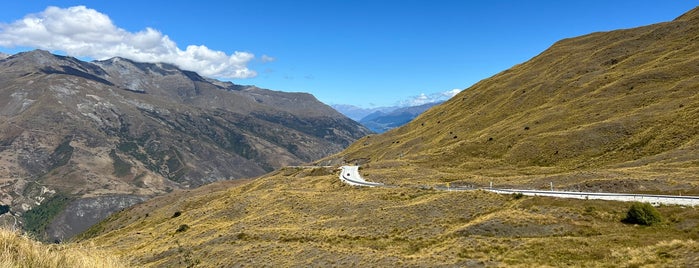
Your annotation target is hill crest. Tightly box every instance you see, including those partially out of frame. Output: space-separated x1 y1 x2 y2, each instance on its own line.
325 6 699 192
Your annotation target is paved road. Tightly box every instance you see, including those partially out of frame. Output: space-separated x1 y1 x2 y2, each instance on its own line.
483 188 699 206
338 166 699 206
339 166 384 187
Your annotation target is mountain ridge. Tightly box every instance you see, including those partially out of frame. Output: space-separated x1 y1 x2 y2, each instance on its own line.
0 49 371 241
330 104 396 121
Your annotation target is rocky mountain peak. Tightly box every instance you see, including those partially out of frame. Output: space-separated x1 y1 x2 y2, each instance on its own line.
0 49 113 88
6 49 76 67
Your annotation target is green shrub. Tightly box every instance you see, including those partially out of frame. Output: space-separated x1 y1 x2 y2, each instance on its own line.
623 202 662 226
176 224 190 233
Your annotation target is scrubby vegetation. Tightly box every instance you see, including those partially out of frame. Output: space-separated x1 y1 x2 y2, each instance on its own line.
623 202 663 226
22 193 72 239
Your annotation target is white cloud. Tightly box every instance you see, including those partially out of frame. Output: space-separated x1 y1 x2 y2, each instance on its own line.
0 6 258 79
399 88 462 106
260 54 275 63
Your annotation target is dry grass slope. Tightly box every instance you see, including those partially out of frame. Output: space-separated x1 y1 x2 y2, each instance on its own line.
79 168 699 267
0 228 124 268
78 7 699 267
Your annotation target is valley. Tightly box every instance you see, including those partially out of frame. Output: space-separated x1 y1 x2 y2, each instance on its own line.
1 4 699 267
71 6 699 267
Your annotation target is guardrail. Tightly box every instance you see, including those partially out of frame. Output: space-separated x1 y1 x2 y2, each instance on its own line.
337 166 699 206
484 188 699 206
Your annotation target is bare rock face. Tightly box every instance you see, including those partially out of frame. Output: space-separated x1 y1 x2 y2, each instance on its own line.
0 50 372 240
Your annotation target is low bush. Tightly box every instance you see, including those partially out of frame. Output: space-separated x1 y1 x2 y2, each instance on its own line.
176 224 190 233
623 202 662 226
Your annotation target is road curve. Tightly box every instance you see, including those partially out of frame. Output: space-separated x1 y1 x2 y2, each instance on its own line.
339 166 384 187
338 166 699 206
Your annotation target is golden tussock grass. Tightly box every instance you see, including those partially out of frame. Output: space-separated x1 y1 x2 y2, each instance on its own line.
78 7 699 267
78 169 699 267
0 228 125 268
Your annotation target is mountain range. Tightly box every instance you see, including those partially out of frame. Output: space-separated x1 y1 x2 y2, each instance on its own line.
75 6 699 267
333 102 444 133
358 102 442 133
0 50 371 241
330 104 388 122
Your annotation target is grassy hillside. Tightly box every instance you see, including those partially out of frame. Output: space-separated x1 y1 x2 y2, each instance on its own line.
0 228 124 268
78 7 699 267
323 7 699 193
79 168 699 267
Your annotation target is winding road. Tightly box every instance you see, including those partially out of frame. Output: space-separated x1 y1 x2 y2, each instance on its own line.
338 166 699 206
338 166 384 187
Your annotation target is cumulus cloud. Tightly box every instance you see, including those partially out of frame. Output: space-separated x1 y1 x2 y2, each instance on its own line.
0 6 258 79
399 88 462 106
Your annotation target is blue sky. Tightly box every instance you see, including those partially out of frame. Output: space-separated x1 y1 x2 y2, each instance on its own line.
1 1 696 107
